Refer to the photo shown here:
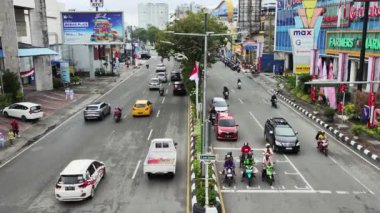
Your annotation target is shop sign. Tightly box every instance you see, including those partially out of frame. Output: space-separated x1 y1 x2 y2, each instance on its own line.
289 28 314 74
295 65 311 74
349 3 380 21
321 3 350 28
326 31 380 57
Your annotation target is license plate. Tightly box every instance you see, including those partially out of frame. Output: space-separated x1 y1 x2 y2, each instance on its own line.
65 186 75 191
226 135 231 138
227 174 233 177
286 147 293 150
138 112 143 114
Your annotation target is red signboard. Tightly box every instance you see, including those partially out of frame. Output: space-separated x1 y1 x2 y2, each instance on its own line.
349 3 380 21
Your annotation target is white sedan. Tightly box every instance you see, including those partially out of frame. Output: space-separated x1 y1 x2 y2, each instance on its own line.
3 102 43 121
55 159 106 201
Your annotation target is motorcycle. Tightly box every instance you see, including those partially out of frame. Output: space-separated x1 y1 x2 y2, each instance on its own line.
237 82 242 89
159 88 164 96
224 167 235 187
223 91 229 100
317 139 329 156
210 112 216 125
239 153 248 168
243 165 257 186
146 64 149 69
114 110 122 122
262 164 274 185
271 99 277 108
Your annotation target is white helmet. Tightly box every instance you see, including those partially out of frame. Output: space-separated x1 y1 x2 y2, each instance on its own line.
266 143 270 148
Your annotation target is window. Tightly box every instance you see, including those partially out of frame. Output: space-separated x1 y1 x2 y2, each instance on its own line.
162 142 169 148
275 126 295 136
87 164 96 176
93 161 103 169
86 106 98 110
60 175 84 184
155 142 162 148
30 105 41 112
219 119 236 127
135 104 146 108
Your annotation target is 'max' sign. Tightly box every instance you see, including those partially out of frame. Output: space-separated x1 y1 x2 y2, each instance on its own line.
293 30 312 36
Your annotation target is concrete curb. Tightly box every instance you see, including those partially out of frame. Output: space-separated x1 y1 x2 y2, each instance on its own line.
189 106 222 213
271 89 379 162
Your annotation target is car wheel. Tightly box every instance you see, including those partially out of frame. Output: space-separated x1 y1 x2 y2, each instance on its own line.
100 113 104 120
102 168 106 179
90 187 95 198
147 173 153 179
272 143 278 153
3 112 8 118
21 115 27 122
264 132 268 142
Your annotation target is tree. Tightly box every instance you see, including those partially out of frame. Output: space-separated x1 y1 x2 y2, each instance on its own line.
146 26 160 46
132 28 148 43
2 69 21 101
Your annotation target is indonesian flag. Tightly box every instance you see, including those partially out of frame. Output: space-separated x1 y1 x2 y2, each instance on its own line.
189 62 199 82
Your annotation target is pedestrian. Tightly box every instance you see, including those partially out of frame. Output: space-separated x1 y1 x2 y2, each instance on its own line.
10 119 19 137
7 129 15 146
0 132 5 148
69 89 74 101
65 87 70 100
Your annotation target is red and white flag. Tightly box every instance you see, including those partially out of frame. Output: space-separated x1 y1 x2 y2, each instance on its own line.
189 62 199 82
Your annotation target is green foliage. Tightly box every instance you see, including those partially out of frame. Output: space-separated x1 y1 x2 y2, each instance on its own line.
53 77 64 89
146 26 160 45
0 94 12 109
132 28 148 43
156 12 227 65
297 75 312 93
285 75 296 90
324 107 335 117
344 103 358 120
352 124 365 136
2 70 21 101
336 92 352 103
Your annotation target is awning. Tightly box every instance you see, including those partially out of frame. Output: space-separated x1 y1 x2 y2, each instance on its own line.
18 48 58 57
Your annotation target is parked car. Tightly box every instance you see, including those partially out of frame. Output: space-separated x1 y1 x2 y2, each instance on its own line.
143 138 177 178
149 78 162 90
3 102 43 121
264 117 300 153
55 159 106 201
83 102 111 121
131 100 153 117
140 53 151 59
156 72 168 83
156 64 166 72
210 97 228 112
170 71 181 82
173 81 187 96
214 112 238 141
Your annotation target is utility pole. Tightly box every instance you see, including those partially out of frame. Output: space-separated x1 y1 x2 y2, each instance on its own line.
357 0 371 91
248 0 253 64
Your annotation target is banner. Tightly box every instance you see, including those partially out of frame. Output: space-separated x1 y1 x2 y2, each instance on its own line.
289 29 314 74
62 12 124 45
60 61 71 83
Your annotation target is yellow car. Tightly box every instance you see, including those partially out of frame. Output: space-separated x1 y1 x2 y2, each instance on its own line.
131 100 153 117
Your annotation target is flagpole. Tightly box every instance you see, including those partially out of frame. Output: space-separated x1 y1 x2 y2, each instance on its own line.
195 79 199 119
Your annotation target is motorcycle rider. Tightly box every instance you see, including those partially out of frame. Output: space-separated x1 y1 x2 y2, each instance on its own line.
209 106 217 123
241 142 252 155
146 63 149 69
237 79 242 88
263 143 273 156
315 130 326 147
223 86 229 98
262 153 273 179
271 94 277 102
223 154 236 176
241 151 255 181
114 105 122 118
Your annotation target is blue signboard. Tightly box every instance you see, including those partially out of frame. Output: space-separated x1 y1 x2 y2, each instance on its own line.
61 12 124 44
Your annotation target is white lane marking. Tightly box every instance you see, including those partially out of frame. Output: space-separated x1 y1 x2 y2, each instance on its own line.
317 190 332 194
165 89 168 94
328 156 375 194
273 90 380 172
336 191 349 194
162 97 165 104
132 160 141 179
147 129 153 141
0 71 138 169
294 185 310 190
353 191 367 195
283 154 315 191
276 160 289 163
246 185 260 190
238 98 244 104
168 82 171 86
284 171 299 175
156 110 160 118
249 111 264 129
123 113 128 119
221 189 315 194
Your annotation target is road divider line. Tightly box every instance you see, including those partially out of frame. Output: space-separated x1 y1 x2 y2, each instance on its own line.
238 98 244 104
166 89 168 94
284 171 299 175
162 97 165 104
317 190 332 194
221 189 315 194
147 129 153 141
156 110 160 118
294 185 309 190
283 154 315 191
249 112 264 130
336 191 349 194
132 160 141 179
328 156 375 194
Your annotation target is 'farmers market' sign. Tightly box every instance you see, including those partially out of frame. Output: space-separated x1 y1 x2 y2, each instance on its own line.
326 31 380 57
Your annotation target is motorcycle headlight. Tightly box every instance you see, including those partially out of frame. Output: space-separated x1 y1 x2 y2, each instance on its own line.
275 140 282 146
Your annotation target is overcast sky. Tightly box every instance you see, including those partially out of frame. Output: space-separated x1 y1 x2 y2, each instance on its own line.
57 0 227 26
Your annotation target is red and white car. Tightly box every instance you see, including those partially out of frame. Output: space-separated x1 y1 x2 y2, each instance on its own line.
55 159 106 201
215 112 239 141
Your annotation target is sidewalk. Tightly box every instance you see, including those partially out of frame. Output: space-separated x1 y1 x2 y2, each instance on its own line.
0 64 138 165
251 72 380 163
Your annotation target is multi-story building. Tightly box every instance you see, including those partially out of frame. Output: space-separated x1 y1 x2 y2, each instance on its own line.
138 3 168 30
0 0 63 91
238 0 261 34
275 0 380 90
260 0 276 53
174 2 205 20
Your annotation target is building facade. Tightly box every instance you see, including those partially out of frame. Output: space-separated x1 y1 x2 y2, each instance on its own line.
238 0 261 34
174 2 205 20
138 3 168 30
275 0 380 89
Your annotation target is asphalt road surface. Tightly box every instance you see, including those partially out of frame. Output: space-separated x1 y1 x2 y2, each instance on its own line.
208 62 380 213
0 55 189 213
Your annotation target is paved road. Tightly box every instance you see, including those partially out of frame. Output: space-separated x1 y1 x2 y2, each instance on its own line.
0 56 189 212
207 62 380 213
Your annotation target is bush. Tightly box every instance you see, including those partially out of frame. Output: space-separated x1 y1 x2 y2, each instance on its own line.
336 92 352 103
0 94 12 109
285 75 296 90
352 124 365 136
344 103 358 120
71 76 81 85
324 107 335 117
53 77 64 89
297 74 312 93
2 70 21 101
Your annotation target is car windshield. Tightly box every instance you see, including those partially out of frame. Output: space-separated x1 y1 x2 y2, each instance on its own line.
86 106 98 110
150 79 159 83
60 175 84 184
157 73 165 77
275 126 295 136
135 104 147 108
214 100 227 107
30 106 41 112
219 119 235 127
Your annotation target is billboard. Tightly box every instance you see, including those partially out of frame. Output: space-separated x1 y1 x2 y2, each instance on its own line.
289 28 314 74
61 12 124 45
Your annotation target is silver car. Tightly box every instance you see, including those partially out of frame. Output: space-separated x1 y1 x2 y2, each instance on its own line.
211 97 228 112
149 78 162 90
83 102 111 121
156 72 168 83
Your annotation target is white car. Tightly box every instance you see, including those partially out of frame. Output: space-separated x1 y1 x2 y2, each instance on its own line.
156 64 167 71
55 159 106 201
211 97 228 112
156 72 168 83
149 78 162 90
3 102 43 121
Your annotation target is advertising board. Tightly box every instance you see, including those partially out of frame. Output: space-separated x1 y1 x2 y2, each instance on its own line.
289 28 314 74
61 12 124 45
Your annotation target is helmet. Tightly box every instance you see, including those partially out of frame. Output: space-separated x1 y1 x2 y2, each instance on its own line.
226 154 231 159
244 142 248 147
266 143 270 148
